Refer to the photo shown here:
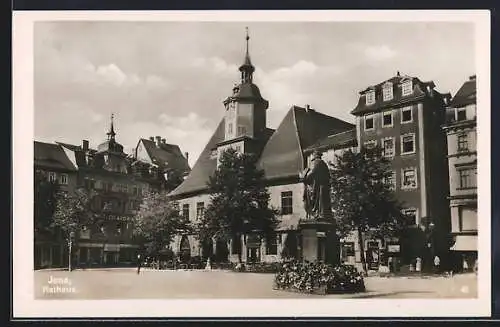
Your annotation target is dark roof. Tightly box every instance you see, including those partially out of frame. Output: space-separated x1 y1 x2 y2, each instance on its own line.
169 119 225 197
258 106 354 180
34 141 77 171
139 139 191 173
304 128 357 153
351 74 437 115
169 106 354 197
450 77 476 107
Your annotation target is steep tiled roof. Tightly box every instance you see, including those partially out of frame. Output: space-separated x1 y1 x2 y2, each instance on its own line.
258 106 354 180
450 76 476 107
170 106 354 197
169 119 225 197
139 139 191 173
351 74 437 115
304 128 357 153
34 141 77 171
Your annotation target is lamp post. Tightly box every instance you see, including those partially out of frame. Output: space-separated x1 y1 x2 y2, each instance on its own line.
426 220 435 272
68 231 75 272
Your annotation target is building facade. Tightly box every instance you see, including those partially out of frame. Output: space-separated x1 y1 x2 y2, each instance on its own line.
34 141 79 269
443 75 477 270
34 116 190 268
350 73 453 270
169 31 354 264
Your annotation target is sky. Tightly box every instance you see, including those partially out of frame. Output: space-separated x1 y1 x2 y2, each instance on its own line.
34 21 475 167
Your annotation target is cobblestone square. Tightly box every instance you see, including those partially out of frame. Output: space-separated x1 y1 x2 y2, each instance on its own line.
34 268 478 300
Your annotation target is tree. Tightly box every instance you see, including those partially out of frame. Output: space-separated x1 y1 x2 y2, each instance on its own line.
198 148 279 263
52 187 97 238
330 146 409 273
34 170 58 233
132 190 187 257
52 187 97 271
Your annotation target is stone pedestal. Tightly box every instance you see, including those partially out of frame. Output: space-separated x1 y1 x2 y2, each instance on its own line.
299 219 340 266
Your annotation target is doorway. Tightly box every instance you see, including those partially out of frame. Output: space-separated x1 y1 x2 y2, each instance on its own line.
247 247 261 263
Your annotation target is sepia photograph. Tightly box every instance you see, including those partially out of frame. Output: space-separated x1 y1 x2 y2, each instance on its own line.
12 10 491 318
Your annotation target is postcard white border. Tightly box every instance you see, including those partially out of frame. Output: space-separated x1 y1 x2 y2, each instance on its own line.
12 10 491 318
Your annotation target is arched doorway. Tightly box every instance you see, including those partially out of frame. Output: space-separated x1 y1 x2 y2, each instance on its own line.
179 236 191 263
214 239 229 263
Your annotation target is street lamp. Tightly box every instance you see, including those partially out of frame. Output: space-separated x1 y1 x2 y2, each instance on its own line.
68 231 75 272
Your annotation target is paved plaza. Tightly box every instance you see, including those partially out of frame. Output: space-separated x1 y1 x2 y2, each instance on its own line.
34 268 477 300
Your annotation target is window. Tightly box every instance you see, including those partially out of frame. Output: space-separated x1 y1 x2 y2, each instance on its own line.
401 106 413 123
196 202 205 220
402 208 417 225
459 207 478 231
456 107 467 121
182 204 190 220
341 242 355 260
266 233 278 255
281 191 293 215
237 126 247 136
80 226 90 239
48 172 57 183
364 140 377 149
401 133 416 155
364 115 374 130
382 111 393 127
383 83 393 101
458 168 477 189
365 90 375 105
59 173 68 185
384 171 396 190
457 134 468 152
228 123 233 135
382 137 395 158
133 186 138 196
401 168 417 189
402 80 413 96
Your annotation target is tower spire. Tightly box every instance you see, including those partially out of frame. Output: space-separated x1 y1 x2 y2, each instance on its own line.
107 113 116 141
239 27 255 84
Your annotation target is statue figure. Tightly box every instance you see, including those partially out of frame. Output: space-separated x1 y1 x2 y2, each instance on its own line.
300 150 332 220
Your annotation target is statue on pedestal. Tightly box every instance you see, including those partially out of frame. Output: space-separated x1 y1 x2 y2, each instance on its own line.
300 150 332 220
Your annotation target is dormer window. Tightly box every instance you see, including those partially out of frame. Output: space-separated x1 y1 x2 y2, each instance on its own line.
382 83 393 101
365 90 375 105
402 80 413 96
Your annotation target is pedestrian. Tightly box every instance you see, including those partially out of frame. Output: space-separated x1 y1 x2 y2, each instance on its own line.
136 254 142 275
463 257 469 272
433 255 440 274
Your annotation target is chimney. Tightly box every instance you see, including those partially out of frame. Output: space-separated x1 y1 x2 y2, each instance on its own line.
155 136 161 147
82 140 89 152
305 104 310 111
185 152 189 161
397 71 400 77
161 138 166 144
469 75 476 81
149 136 154 141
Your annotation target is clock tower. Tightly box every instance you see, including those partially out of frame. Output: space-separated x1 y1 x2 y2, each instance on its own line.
218 28 269 159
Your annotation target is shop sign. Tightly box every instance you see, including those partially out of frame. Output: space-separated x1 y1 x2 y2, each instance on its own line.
104 244 120 252
387 244 400 253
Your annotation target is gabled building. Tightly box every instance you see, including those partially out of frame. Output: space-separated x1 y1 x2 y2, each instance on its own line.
133 136 191 191
34 141 78 269
443 75 477 270
169 31 354 264
350 72 452 270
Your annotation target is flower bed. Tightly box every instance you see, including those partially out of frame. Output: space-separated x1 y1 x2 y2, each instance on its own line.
233 262 279 273
273 261 365 294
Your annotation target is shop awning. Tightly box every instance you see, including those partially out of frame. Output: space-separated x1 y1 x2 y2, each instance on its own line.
451 235 477 251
